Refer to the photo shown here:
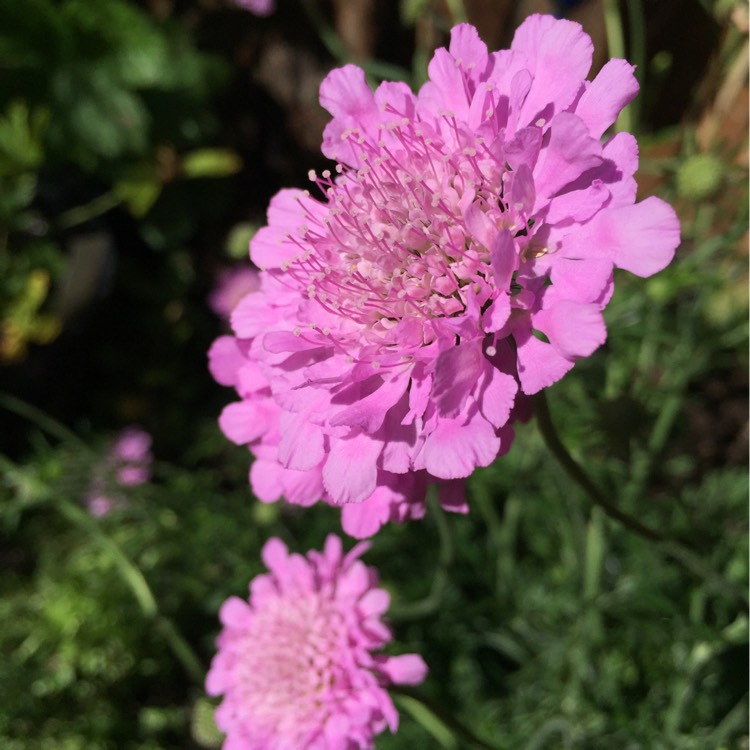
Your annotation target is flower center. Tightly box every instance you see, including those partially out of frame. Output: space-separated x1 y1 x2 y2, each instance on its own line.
283 114 518 352
237 594 346 736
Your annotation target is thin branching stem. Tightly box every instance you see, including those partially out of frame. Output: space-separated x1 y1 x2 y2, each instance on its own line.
534 391 749 611
534 390 663 542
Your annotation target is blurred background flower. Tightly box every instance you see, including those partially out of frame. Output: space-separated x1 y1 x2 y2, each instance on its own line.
207 535 427 749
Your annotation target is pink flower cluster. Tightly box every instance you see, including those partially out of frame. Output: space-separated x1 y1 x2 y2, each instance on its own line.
85 426 153 517
206 535 427 749
209 15 680 537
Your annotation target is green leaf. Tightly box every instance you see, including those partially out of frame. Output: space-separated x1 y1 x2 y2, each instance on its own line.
50 66 150 166
0 101 48 174
395 694 458 749
181 149 242 179
113 164 162 218
190 699 224 749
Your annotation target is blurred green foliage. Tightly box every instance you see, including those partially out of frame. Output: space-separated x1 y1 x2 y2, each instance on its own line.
0 0 238 363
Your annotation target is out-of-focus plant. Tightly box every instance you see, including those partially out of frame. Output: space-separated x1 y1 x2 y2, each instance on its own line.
0 0 241 363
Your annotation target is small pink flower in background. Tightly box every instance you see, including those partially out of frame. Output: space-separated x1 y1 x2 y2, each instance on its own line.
233 0 275 16
206 535 427 749
209 266 261 320
210 15 680 536
84 426 153 516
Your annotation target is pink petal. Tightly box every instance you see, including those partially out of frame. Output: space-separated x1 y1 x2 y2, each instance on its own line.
534 112 602 200
550 257 613 303
433 342 484 417
425 47 471 119
575 196 681 277
574 58 639 139
260 536 289 573
249 458 284 502
512 14 593 125
329 372 410 433
230 291 281 339
320 64 376 121
320 65 377 163
236 360 268 397
340 489 394 538
533 301 607 359
218 400 275 445
278 410 325 471
515 327 574 394
359 587 390 617
511 163 536 215
601 131 638 206
403 370 432 425
490 229 517 291
503 125 542 171
438 479 469 513
378 654 428 686
323 433 383 504
478 365 517 428
218 596 252 628
542 180 610 225
420 412 500 479
208 336 245 387
250 189 312 269
482 294 511 333
448 23 489 74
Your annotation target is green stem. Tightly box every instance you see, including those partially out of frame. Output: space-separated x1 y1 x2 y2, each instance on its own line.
535 392 749 611
602 0 632 132
625 0 646 128
297 0 411 82
56 191 122 231
393 686 501 750
444 0 467 24
534 391 663 542
0 391 85 447
57 498 206 684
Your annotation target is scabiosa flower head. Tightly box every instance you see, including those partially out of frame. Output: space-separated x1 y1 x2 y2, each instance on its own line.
211 15 680 536
206 535 428 749
84 426 153 516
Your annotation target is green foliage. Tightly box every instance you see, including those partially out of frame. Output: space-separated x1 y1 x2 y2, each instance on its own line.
0 0 237 365
0 0 226 171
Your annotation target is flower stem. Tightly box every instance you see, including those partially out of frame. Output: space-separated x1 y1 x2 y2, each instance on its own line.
297 0 411 82
534 391 749 610
602 0 633 132
56 191 122 231
0 391 85 447
533 390 663 542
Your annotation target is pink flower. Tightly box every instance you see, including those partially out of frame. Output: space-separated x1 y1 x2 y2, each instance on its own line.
84 426 153 516
211 15 680 535
233 0 275 16
206 535 428 749
209 266 262 320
